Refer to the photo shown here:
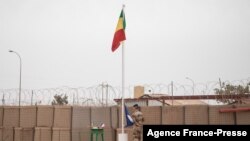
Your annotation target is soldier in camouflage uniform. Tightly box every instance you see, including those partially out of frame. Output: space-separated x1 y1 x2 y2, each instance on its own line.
132 104 144 141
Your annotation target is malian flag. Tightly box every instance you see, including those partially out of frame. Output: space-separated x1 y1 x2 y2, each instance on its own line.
111 9 126 52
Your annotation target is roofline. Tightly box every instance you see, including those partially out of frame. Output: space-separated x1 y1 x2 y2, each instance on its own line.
114 94 250 102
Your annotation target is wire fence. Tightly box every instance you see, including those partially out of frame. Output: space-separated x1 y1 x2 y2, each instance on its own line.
0 78 249 106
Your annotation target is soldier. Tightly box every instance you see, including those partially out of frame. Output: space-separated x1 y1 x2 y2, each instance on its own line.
132 104 144 141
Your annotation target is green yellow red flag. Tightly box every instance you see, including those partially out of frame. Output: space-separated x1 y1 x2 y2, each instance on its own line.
111 9 126 52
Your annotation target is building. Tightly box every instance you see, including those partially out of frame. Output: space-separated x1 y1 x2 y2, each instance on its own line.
114 86 207 107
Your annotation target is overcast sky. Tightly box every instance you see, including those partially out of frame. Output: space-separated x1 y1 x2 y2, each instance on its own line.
0 0 249 89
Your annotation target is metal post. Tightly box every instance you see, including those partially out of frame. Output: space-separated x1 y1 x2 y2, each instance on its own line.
9 50 22 106
171 81 173 105
31 90 33 105
2 92 5 105
106 84 108 106
73 92 75 105
186 77 195 95
102 82 104 106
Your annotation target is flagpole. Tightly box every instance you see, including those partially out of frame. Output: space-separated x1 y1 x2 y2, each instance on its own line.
121 4 125 135
121 42 125 134
118 5 128 141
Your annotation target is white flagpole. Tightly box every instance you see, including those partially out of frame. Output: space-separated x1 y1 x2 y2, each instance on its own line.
121 4 125 134
118 5 128 141
121 43 125 134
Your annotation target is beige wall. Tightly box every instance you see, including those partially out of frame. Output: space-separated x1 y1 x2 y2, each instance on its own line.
134 86 144 98
0 105 249 141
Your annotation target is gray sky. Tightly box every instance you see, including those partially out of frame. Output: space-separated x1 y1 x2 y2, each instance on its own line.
0 0 250 89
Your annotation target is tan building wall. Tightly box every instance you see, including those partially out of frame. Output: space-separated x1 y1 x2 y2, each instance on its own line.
134 86 144 98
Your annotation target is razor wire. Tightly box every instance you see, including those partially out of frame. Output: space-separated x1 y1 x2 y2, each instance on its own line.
0 78 249 106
